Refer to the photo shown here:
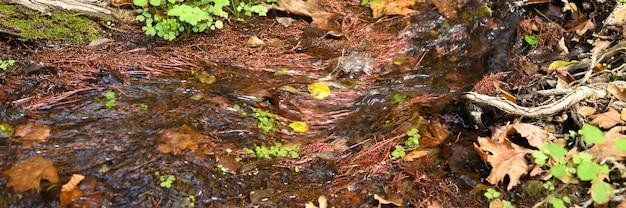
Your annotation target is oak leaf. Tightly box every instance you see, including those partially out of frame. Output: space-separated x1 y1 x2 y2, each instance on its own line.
59 174 85 206
14 123 50 147
585 126 626 161
2 155 59 192
370 0 421 19
474 136 532 190
157 125 202 155
590 108 624 129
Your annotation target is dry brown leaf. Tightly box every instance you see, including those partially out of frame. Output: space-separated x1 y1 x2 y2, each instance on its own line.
2 155 59 192
14 123 50 147
590 108 624 129
370 0 421 19
420 120 449 148
157 125 202 155
266 0 338 30
474 136 532 190
617 197 626 208
592 40 611 53
62 174 85 192
431 0 458 19
608 81 626 102
606 5 626 25
247 35 264 48
585 126 626 161
493 81 516 103
503 123 555 149
489 199 506 208
577 105 596 117
556 69 576 86
568 19 595 36
374 193 402 206
403 150 429 161
59 174 86 206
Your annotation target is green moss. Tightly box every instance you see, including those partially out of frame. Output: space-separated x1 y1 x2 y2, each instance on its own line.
0 4 102 45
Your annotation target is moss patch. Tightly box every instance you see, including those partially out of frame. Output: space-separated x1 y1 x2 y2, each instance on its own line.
0 4 103 45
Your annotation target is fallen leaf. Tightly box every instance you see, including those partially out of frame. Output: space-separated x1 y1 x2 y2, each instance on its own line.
556 69 576 86
577 105 596 117
590 108 624 129
265 0 338 31
59 174 86 206
547 60 578 75
608 81 626 102
568 19 595 36
14 123 50 147
370 0 421 19
493 81 516 103
157 125 202 155
585 126 626 161
474 136 532 190
606 5 626 25
195 71 216 84
308 83 331 100
509 123 556 148
431 0 458 19
247 35 264 48
289 121 309 133
403 150 429 161
419 120 449 147
374 193 402 206
2 155 59 192
86 38 114 48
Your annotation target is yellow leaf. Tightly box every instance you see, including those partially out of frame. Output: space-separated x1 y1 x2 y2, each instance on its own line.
289 121 309 133
547 60 578 74
307 83 331 100
374 194 402 206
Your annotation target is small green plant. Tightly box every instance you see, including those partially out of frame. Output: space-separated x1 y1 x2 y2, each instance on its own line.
547 195 571 208
0 59 15 71
188 194 196 207
391 128 421 158
524 35 538 46
155 171 176 188
531 124 618 206
231 0 269 21
405 128 420 147
234 104 284 133
390 93 408 105
391 145 406 158
104 91 116 109
244 142 299 159
360 0 381 4
484 188 501 200
134 0 275 41
484 188 514 208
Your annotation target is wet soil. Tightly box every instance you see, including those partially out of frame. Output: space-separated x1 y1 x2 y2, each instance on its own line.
0 0 576 207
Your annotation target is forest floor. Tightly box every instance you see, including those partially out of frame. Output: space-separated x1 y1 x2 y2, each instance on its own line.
2 0 626 207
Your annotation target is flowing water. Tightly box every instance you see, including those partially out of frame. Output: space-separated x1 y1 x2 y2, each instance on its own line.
0 1 525 207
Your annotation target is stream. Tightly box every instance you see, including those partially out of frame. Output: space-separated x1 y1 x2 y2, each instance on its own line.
0 0 525 207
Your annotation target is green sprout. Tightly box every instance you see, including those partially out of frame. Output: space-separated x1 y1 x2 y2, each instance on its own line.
484 188 501 200
104 91 116 109
390 93 408 105
188 194 196 207
391 145 406 158
159 175 176 188
405 128 420 147
0 59 15 71
524 35 538 46
243 142 299 159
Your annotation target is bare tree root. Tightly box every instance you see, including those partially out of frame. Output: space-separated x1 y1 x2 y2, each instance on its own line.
463 86 606 118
